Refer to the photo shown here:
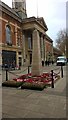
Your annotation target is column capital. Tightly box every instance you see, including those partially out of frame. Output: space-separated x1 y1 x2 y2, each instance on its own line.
40 33 45 39
33 29 37 32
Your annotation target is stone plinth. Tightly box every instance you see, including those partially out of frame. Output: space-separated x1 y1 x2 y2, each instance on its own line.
32 29 42 76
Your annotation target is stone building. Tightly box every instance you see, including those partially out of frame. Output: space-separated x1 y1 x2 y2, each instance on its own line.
0 0 53 68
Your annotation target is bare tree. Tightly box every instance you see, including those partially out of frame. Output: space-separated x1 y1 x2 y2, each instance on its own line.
56 29 66 55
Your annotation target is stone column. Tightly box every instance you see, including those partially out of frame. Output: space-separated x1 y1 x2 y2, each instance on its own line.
41 34 45 66
44 37 46 61
0 50 2 66
32 29 42 76
16 52 19 66
15 24 17 46
41 35 44 60
23 34 26 65
43 37 45 65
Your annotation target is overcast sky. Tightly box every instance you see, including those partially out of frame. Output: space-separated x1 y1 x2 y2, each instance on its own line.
1 0 67 46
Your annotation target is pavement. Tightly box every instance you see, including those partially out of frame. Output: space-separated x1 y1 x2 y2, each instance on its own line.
0 64 67 119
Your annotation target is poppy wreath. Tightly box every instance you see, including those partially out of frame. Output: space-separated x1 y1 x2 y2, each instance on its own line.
21 81 45 90
2 80 24 88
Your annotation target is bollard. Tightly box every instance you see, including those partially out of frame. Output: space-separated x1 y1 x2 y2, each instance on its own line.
51 70 54 88
6 69 8 81
61 65 63 78
28 66 30 74
5 64 8 81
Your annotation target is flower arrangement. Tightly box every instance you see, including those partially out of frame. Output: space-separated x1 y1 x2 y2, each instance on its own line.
13 72 52 86
2 72 60 90
21 81 45 90
2 80 23 88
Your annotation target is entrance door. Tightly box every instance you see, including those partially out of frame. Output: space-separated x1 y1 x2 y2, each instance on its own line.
2 50 16 68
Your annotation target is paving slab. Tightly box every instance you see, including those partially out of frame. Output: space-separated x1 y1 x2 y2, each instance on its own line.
2 65 67 119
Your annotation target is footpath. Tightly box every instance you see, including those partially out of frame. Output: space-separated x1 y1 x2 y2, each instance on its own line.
1 65 67 119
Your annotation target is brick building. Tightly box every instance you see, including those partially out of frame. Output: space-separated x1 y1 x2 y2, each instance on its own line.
0 0 53 68
45 34 53 62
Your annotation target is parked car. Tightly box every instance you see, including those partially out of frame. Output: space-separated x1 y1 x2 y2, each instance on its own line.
56 56 67 66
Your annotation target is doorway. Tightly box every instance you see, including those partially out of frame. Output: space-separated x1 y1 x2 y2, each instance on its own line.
2 50 16 68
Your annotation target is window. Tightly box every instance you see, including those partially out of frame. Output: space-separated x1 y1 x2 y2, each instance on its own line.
15 2 19 9
17 36 20 47
18 52 21 55
28 36 32 49
6 25 12 45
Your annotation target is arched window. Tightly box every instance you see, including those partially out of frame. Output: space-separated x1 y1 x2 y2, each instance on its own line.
6 25 12 45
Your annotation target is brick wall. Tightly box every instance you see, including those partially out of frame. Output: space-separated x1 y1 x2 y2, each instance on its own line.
1 12 22 46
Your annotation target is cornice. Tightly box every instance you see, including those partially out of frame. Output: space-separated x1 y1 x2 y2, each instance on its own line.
0 1 22 22
22 17 48 31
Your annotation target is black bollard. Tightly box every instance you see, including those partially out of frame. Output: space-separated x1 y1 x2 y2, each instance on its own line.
28 66 30 74
6 69 8 81
5 64 8 81
51 70 54 88
61 65 63 78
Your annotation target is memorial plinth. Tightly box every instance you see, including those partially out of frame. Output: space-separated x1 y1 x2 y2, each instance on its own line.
32 29 42 76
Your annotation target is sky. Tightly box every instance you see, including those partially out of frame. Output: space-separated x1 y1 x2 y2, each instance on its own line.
1 0 67 46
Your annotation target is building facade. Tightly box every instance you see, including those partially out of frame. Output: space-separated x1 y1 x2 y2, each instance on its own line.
45 34 53 62
0 0 53 68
